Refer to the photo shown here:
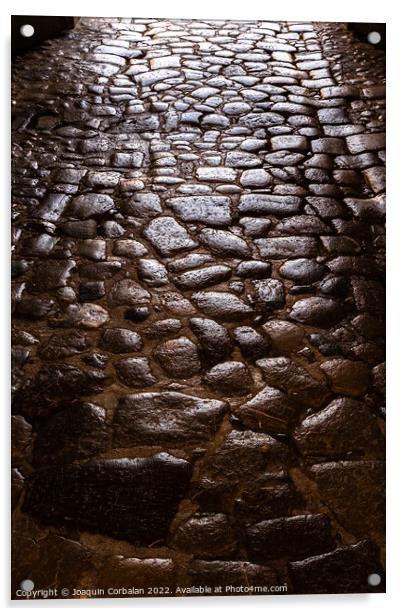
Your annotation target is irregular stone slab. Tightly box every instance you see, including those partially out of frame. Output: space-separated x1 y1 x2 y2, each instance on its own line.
344 195 385 221
246 514 334 562
189 317 233 364
188 560 277 591
113 239 148 258
138 258 169 286
240 169 271 187
196 167 237 182
289 540 384 593
62 303 110 329
192 291 253 321
253 279 285 312
27 260 75 292
22 453 192 544
60 219 97 238
256 357 330 409
310 461 385 539
34 193 70 222
262 320 305 353
200 228 250 258
279 259 327 283
33 403 108 465
270 135 309 151
239 194 300 215
143 216 197 256
173 265 231 291
256 237 318 258
154 336 200 378
204 361 253 395
242 112 285 128
235 386 299 435
39 332 88 359
69 194 114 219
125 192 162 218
135 69 181 86
225 151 261 168
109 279 150 306
235 471 303 522
293 397 384 460
346 132 385 154
275 215 331 235
236 260 272 279
167 196 232 226
320 359 370 396
114 392 227 446
289 297 344 326
171 514 237 557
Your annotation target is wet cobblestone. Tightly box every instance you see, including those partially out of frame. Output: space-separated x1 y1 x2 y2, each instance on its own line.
11 17 385 596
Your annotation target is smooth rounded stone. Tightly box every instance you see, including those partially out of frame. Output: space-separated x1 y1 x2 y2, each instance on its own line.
204 361 253 395
189 317 232 364
138 258 169 286
60 219 97 238
222 101 252 115
256 357 330 409
246 514 334 562
225 151 261 168
279 258 327 283
12 415 32 464
346 132 385 155
125 192 162 218
33 403 108 465
113 239 148 258
167 196 232 227
236 260 272 279
63 303 110 329
253 278 285 313
114 357 157 387
14 298 54 320
239 194 300 216
109 279 151 306
125 306 151 322
289 297 344 327
79 281 105 301
196 167 237 182
173 265 231 291
79 239 106 261
143 216 197 256
22 453 192 544
188 559 277 590
320 359 370 396
114 392 227 446
171 513 237 557
319 275 350 298
270 135 309 151
101 220 125 238
167 253 214 273
235 386 299 435
289 540 384 594
262 320 305 353
143 319 182 339
86 171 120 187
69 194 114 219
192 291 253 321
242 112 285 129
307 333 342 356
293 397 384 460
233 326 271 361
239 217 272 238
192 86 220 99
100 327 142 353
21 233 57 257
154 336 201 378
240 138 266 152
310 461 385 539
202 114 230 128
95 556 176 591
79 261 122 280
199 228 250 258
240 168 271 187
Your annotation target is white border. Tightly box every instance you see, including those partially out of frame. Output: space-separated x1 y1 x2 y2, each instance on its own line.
2 1 400 614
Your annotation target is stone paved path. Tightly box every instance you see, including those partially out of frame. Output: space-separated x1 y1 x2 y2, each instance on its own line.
11 18 385 597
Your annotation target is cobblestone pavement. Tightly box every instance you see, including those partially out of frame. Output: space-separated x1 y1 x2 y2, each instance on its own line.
11 18 385 597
